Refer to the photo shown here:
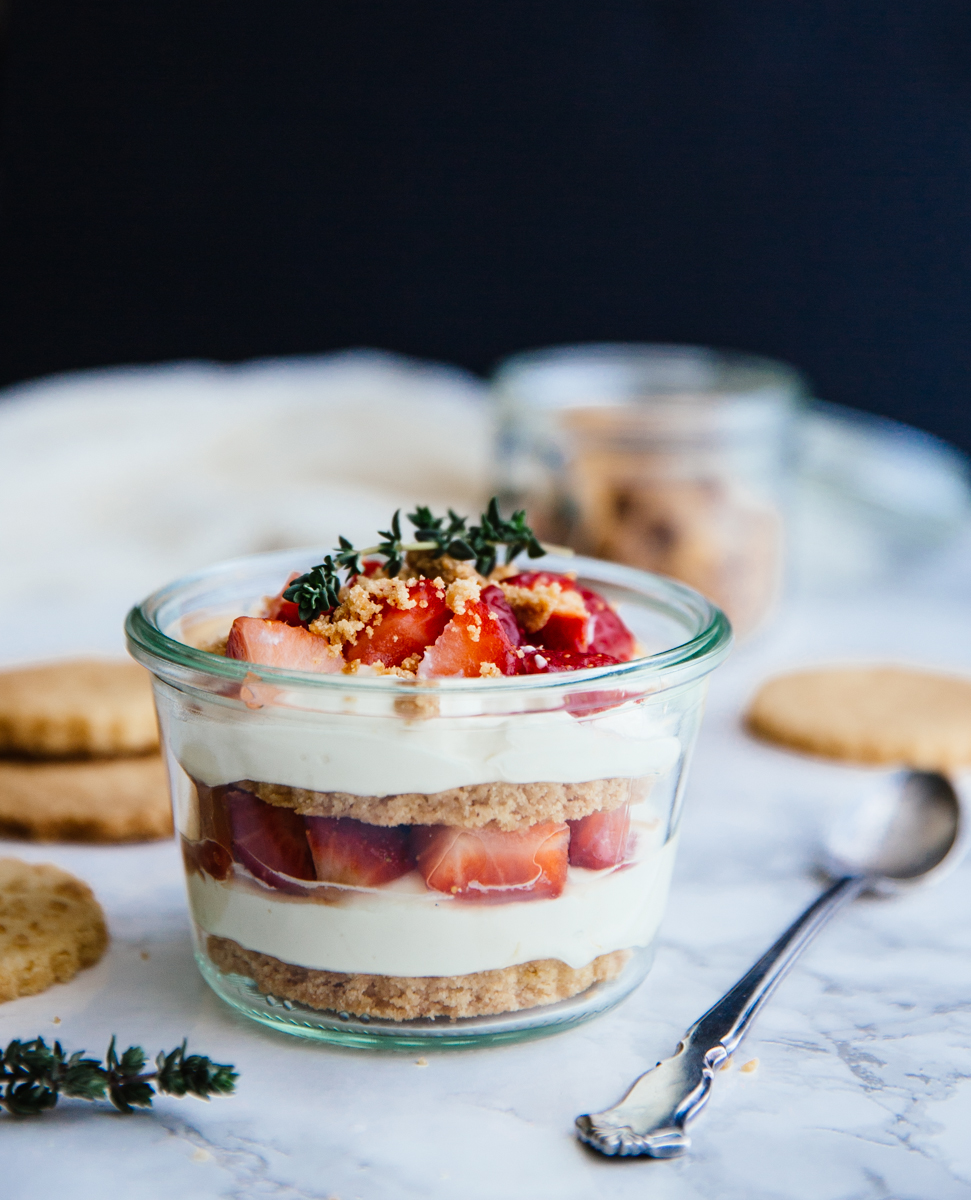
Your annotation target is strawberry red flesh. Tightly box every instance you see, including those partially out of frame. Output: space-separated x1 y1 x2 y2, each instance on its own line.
535 610 592 654
504 571 636 662
225 788 315 893
411 821 569 900
568 804 632 870
417 596 520 678
226 617 343 673
344 578 451 669
305 817 413 886
577 585 636 661
517 647 620 674
264 572 304 626
181 836 233 882
480 585 522 648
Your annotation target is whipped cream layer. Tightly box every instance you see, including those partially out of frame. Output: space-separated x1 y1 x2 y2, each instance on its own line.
189 830 678 976
162 690 682 796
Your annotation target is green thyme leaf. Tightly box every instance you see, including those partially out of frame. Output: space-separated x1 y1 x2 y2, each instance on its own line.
0 1035 236 1118
277 500 555 620
333 535 362 577
283 557 343 622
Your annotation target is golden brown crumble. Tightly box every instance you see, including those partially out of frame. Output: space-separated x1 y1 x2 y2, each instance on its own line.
393 692 441 720
499 580 587 635
445 577 481 615
403 550 480 585
478 662 501 678
309 576 419 649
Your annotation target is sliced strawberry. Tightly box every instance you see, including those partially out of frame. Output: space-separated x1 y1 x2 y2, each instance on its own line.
225 788 315 893
480 584 522 648
411 821 569 900
226 617 343 673
577 585 636 661
182 835 234 881
568 804 632 870
344 578 451 669
504 572 635 662
516 647 620 674
192 778 233 851
263 572 303 625
417 597 519 678
305 817 413 887
536 609 592 653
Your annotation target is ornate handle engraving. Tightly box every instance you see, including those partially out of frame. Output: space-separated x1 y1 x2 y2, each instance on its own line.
576 874 866 1157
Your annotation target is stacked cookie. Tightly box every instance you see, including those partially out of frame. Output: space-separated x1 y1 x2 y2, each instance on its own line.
0 660 172 841
0 857 108 1001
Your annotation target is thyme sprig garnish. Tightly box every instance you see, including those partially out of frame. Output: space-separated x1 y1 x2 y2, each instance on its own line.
0 1035 237 1116
283 498 564 623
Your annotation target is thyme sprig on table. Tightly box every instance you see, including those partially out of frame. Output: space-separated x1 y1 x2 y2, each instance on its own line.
0 1035 237 1116
283 498 561 623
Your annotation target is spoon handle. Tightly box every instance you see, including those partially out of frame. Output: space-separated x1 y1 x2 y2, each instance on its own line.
576 873 866 1158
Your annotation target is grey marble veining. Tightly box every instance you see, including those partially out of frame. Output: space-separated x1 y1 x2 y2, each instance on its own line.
2 575 971 1199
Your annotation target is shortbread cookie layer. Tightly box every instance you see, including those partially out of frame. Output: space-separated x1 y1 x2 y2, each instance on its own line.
241 776 636 831
0 755 173 842
747 666 971 768
208 935 630 1020
0 659 159 759
0 858 108 1002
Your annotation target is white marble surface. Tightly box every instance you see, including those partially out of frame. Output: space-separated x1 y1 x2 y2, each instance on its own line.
1 358 970 1199
2 566 970 1200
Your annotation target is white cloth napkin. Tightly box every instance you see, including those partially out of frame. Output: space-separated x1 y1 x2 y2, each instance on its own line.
0 351 490 662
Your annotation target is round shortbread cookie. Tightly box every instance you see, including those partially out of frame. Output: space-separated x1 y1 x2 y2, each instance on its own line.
0 755 173 842
0 858 108 1002
0 659 159 759
746 666 971 768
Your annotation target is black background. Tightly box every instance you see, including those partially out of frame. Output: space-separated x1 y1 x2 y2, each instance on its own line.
1 1 969 450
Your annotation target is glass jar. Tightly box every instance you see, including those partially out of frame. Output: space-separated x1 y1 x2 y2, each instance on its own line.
494 344 804 637
126 549 730 1049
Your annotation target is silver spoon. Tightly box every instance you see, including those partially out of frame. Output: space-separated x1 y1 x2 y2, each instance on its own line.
576 769 965 1159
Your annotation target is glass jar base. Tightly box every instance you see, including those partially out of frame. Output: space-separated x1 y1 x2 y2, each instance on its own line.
195 942 656 1050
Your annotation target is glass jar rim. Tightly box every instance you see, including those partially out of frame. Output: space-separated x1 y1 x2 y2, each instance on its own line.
126 548 733 696
493 342 805 417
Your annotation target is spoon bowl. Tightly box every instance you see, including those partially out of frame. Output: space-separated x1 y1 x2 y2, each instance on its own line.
823 769 963 889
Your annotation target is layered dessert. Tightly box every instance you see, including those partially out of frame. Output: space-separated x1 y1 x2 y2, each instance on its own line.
143 502 715 1030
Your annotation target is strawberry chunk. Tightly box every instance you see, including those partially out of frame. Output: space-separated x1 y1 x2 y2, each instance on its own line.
192 778 233 851
504 572 635 662
417 596 519 678
225 788 315 893
181 836 233 882
517 647 620 674
411 821 569 900
577 585 636 661
568 804 632 870
226 617 343 673
344 578 451 669
481 584 522 648
305 817 413 887
263 572 303 625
